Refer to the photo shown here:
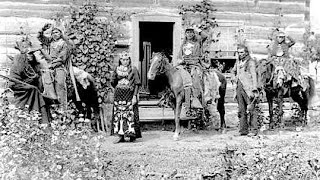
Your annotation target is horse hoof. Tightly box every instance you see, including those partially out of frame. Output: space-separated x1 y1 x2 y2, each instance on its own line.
221 129 227 134
173 135 179 141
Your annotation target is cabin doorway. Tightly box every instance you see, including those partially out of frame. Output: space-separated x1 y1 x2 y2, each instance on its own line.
139 22 174 97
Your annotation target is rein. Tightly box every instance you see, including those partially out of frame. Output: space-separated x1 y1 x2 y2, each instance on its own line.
156 54 170 75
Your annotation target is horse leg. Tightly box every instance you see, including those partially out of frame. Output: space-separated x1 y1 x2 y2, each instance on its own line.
173 94 182 141
217 91 226 133
291 86 308 127
278 89 285 129
266 92 274 129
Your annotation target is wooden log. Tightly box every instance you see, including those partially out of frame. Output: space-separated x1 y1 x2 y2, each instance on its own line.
214 12 305 28
0 9 63 18
159 0 306 15
243 26 305 42
0 1 68 11
0 17 53 34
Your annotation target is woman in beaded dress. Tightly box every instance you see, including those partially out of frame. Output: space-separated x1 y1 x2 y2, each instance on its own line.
111 51 142 143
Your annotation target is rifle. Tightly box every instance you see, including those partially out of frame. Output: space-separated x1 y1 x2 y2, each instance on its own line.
0 74 58 103
0 74 39 90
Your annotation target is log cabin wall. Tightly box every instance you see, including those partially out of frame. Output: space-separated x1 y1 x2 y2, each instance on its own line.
0 0 311 78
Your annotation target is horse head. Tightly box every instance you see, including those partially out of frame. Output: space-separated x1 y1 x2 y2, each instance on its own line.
257 59 273 87
147 52 168 80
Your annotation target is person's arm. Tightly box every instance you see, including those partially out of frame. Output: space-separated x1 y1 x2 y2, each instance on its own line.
50 42 69 69
286 35 296 47
132 66 141 105
110 69 118 88
249 59 258 94
37 23 52 46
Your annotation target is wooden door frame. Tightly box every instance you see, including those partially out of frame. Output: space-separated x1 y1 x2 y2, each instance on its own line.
131 13 182 72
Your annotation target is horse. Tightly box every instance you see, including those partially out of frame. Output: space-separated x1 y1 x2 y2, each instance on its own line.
257 58 316 128
147 52 226 140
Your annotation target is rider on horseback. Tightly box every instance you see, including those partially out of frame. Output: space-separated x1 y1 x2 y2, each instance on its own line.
176 26 208 115
267 31 300 88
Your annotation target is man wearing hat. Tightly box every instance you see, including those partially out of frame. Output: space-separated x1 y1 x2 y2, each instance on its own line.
268 31 295 59
37 23 71 110
176 26 208 116
268 30 302 88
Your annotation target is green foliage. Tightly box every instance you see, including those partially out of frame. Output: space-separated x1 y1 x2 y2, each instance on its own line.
0 92 112 179
178 0 218 30
178 0 220 56
65 2 128 104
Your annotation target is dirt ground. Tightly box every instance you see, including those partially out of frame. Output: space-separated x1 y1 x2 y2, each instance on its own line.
101 110 320 179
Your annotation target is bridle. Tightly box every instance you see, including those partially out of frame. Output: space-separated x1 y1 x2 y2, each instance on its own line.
152 53 168 75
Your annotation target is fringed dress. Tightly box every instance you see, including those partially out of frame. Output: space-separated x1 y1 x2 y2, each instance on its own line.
111 65 141 138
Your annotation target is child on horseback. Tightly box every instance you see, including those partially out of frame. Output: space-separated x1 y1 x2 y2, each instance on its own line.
176 26 208 117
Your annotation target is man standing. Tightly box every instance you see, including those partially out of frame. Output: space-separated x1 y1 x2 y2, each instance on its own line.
37 23 71 110
232 44 259 136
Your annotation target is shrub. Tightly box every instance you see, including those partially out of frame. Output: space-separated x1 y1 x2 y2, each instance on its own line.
0 92 111 180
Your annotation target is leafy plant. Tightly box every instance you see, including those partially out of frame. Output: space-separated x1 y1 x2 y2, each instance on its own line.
0 92 113 179
178 0 219 52
63 2 130 104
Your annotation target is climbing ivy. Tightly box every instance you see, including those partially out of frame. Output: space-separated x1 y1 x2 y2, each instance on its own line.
64 2 130 104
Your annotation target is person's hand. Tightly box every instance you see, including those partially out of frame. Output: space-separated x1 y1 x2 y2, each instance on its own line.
176 58 184 65
42 23 52 31
230 75 236 85
132 95 137 105
252 89 259 98
27 47 41 54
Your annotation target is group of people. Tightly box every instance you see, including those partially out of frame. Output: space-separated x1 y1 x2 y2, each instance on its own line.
6 21 301 142
175 26 298 137
8 24 72 124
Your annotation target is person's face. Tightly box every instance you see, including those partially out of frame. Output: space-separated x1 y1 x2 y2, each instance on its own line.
120 58 130 67
26 53 34 62
52 29 62 40
277 35 285 43
237 48 247 59
186 30 195 40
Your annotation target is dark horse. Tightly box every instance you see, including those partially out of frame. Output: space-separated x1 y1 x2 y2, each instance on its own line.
147 52 226 140
257 58 316 128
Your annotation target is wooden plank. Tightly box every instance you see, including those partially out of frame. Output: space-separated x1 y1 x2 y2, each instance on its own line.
0 2 68 11
0 0 84 4
0 17 53 34
214 12 305 27
160 0 306 15
244 26 305 42
0 9 64 18
258 0 306 3
139 102 297 122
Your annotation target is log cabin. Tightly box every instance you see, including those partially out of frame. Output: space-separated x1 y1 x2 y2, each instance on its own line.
0 0 318 123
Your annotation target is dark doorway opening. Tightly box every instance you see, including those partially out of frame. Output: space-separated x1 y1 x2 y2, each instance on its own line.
139 22 174 99
211 59 236 73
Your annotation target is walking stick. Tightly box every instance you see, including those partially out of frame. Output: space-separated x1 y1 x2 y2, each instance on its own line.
69 62 81 102
0 74 40 91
